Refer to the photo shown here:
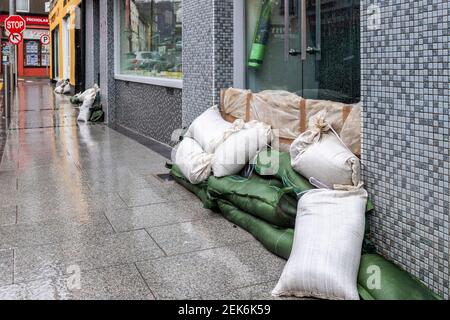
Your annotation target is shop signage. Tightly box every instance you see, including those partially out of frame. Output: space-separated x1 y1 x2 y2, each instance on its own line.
8 32 23 45
40 34 50 46
4 15 27 34
0 15 49 26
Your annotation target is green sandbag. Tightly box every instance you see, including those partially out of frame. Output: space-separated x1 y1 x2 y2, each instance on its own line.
218 200 293 259
170 165 217 211
255 149 314 194
254 149 375 212
219 202 440 300
70 96 82 104
357 254 443 300
208 174 297 228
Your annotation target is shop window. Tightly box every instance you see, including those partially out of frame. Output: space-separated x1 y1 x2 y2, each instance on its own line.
16 0 30 13
24 40 50 67
116 0 182 86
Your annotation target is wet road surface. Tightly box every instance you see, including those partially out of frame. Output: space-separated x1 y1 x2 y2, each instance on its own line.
0 79 286 300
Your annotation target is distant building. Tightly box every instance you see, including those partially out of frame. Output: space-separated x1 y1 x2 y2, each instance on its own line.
0 0 50 78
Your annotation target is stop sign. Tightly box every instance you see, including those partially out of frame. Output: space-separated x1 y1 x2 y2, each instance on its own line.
5 15 26 34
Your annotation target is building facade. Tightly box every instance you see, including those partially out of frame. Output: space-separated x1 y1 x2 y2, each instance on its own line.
68 0 449 299
0 0 50 78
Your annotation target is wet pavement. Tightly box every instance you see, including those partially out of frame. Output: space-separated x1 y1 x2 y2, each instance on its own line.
0 79 286 300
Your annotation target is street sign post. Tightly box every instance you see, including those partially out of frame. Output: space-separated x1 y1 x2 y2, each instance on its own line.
40 34 50 46
8 33 22 45
5 15 26 46
4 15 26 34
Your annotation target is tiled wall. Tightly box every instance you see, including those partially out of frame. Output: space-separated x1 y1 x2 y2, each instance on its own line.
182 0 234 127
361 0 449 299
114 81 182 146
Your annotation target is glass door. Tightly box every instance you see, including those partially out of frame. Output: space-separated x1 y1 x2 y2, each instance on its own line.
245 0 360 103
246 0 303 94
302 0 360 103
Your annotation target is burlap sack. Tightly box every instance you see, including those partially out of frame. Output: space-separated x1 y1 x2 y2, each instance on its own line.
340 102 361 157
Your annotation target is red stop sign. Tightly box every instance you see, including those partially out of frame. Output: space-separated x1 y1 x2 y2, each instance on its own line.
5 15 26 34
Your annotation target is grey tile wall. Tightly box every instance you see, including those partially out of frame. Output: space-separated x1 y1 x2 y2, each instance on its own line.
361 0 449 299
114 81 182 146
182 0 234 127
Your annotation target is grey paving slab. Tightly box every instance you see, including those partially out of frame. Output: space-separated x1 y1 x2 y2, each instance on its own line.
16 191 126 224
0 250 14 287
0 264 154 300
14 229 165 283
147 217 254 256
105 200 217 232
0 206 16 226
136 242 286 300
0 212 114 250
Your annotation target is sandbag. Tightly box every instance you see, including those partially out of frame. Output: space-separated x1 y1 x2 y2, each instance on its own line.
357 254 443 300
185 106 238 154
77 90 97 122
207 175 297 228
173 137 213 184
290 113 361 189
254 149 314 194
340 102 361 157
220 88 356 150
63 83 71 94
218 200 294 259
212 121 272 177
170 164 217 210
273 188 368 300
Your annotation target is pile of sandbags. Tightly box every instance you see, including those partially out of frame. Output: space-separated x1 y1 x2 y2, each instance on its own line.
220 88 361 156
169 91 441 300
172 106 272 184
72 85 100 122
54 79 71 95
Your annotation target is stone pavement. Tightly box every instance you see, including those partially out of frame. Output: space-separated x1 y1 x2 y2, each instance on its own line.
0 79 287 300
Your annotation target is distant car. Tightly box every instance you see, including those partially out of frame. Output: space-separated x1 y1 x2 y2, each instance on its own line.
134 51 167 71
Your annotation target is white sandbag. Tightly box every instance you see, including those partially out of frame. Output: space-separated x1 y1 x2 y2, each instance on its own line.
186 106 239 154
272 188 367 300
212 121 272 177
63 83 71 94
77 84 100 102
290 112 361 189
340 102 361 157
172 137 214 184
77 91 97 122
54 85 63 94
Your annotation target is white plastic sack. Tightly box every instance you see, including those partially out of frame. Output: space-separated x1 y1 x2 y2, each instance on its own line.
77 84 100 102
63 83 71 94
77 91 97 122
272 188 367 300
186 106 241 154
172 137 214 184
290 112 361 189
212 121 272 177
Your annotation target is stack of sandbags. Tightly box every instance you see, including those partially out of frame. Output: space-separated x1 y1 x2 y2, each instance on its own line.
77 84 100 122
220 88 359 153
172 106 272 184
54 79 71 94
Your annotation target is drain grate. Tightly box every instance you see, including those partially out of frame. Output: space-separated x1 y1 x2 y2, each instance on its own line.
155 173 174 182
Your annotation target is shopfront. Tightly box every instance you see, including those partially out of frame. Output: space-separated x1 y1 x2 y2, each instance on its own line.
234 0 360 103
0 14 50 78
49 0 84 91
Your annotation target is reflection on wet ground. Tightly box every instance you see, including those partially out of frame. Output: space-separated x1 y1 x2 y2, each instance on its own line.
0 79 286 300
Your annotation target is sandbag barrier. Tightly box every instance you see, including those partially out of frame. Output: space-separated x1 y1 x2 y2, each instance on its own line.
169 155 440 300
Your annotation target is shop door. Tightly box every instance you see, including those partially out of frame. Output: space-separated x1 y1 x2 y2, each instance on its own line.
246 0 360 104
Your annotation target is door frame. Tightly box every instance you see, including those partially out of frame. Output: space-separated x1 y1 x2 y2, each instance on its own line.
233 0 245 89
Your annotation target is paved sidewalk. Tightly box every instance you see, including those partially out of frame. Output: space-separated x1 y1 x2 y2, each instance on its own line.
0 80 286 300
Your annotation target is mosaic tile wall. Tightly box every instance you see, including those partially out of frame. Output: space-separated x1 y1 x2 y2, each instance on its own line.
361 0 449 299
182 0 234 127
115 81 182 146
